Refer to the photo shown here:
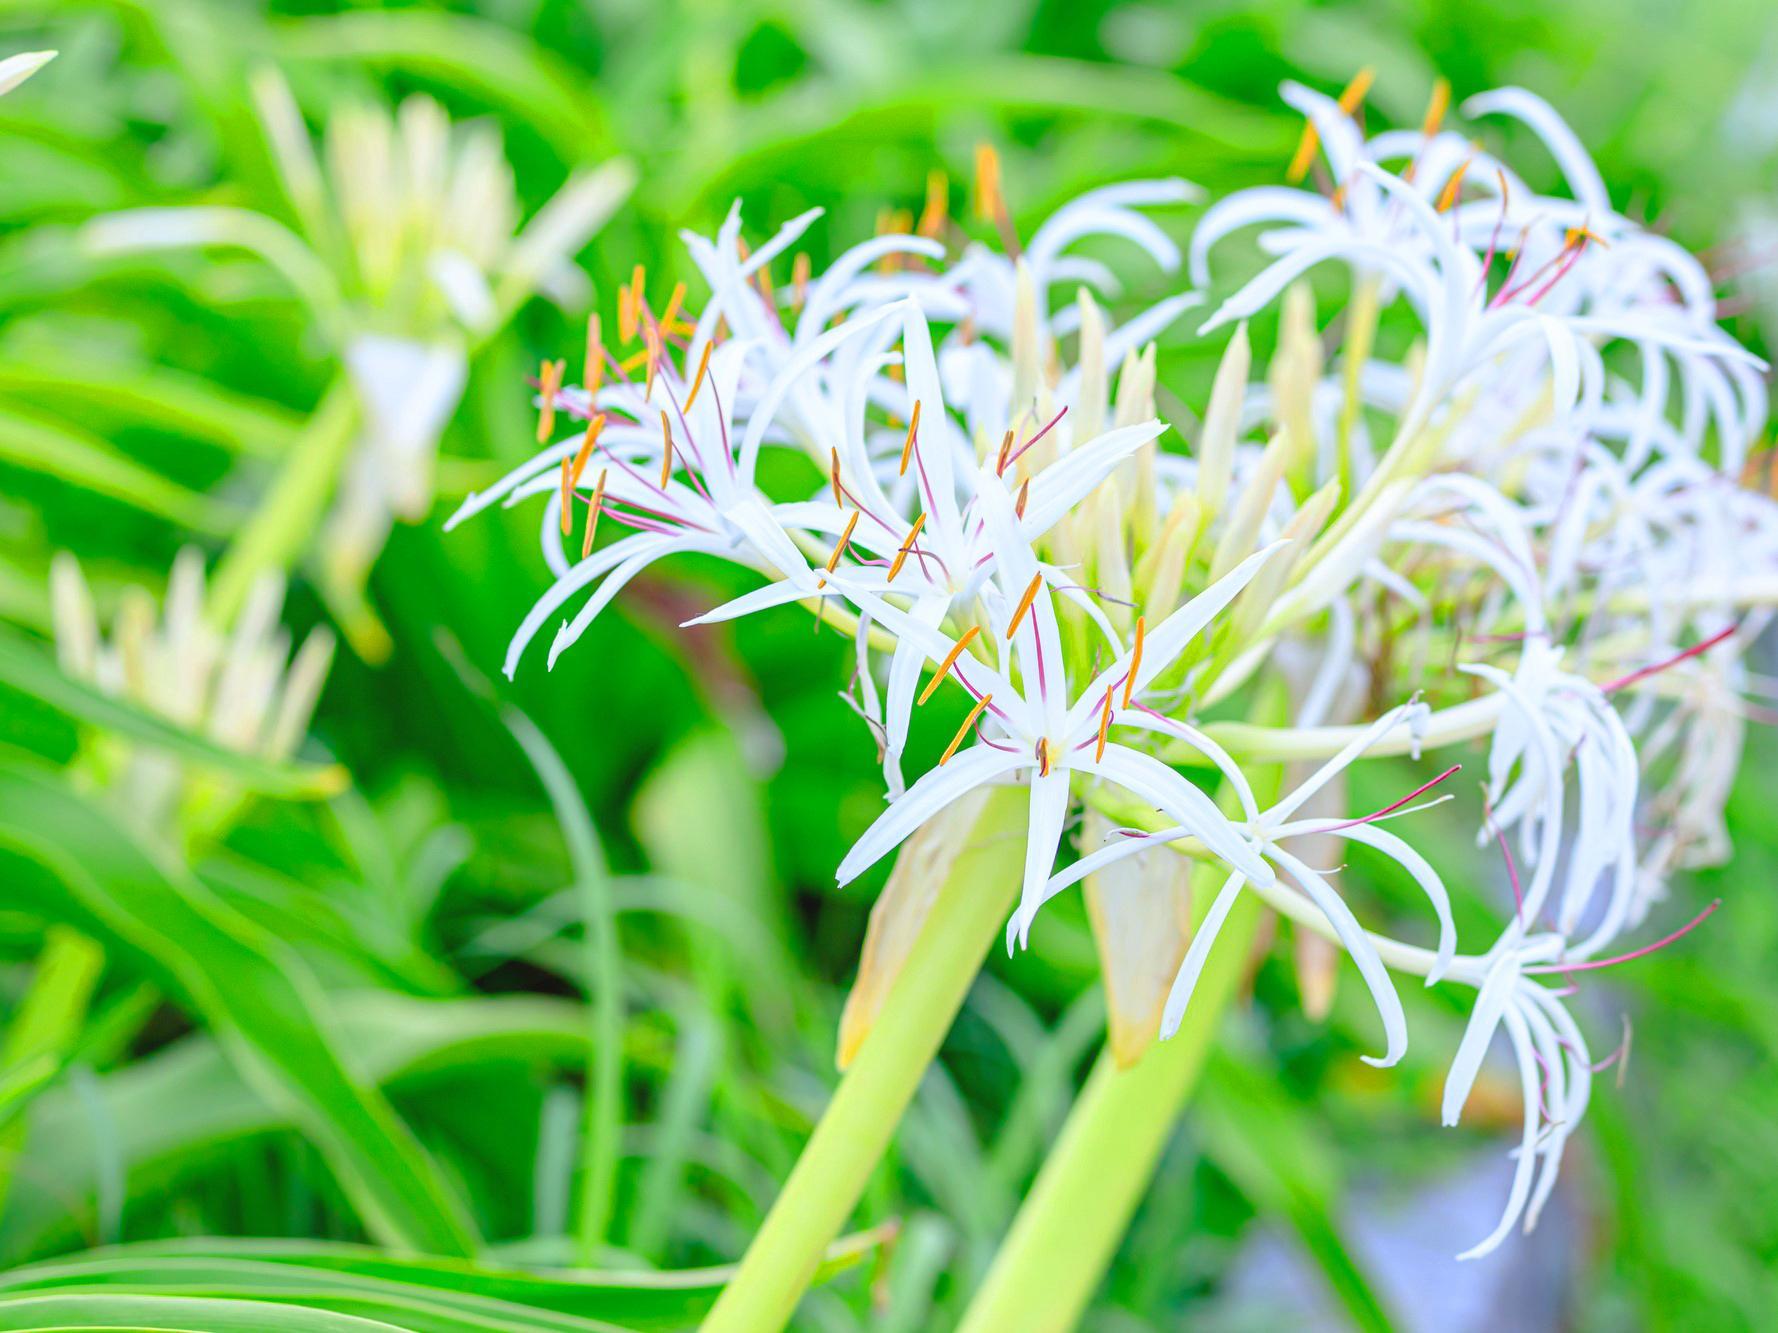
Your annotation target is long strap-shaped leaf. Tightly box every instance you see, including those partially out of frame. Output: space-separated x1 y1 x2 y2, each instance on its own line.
0 1230 895 1332
0 1291 409 1332
0 762 476 1256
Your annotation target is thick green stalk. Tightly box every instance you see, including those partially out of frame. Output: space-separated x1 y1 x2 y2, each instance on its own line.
959 720 1287 1332
703 786 1028 1332
208 374 358 624
956 894 1264 1333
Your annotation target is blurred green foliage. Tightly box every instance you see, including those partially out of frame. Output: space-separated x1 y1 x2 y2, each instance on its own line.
0 1 1774 1329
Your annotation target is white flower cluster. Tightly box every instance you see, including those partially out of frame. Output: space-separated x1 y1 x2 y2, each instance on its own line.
84 70 634 598
453 79 1774 1257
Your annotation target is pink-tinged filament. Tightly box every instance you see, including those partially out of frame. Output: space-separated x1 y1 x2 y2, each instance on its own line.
1525 899 1722 975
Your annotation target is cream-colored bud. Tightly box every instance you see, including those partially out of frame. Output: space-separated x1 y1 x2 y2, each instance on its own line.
1075 288 1106 444
1211 431 1290 580
1196 322 1249 522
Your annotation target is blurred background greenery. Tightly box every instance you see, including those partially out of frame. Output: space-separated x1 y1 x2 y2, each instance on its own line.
0 1 1775 1329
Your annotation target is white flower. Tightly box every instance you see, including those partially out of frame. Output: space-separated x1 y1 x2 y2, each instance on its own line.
1045 703 1457 1069
84 70 634 589
50 548 334 824
448 301 908 678
834 478 1286 946
695 303 1168 791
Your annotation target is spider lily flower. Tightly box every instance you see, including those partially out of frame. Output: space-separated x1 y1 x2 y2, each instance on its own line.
49 548 334 826
701 303 1170 792
833 473 1285 948
1462 642 1639 957
1196 82 1766 485
84 69 634 597
1441 951 1595 1259
1046 703 1456 1069
448 299 910 678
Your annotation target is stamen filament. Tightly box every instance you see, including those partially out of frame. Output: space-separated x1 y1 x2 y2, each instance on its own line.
1526 900 1722 974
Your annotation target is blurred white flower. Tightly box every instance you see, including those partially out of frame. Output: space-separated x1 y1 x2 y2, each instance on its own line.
84 69 635 597
49 548 333 826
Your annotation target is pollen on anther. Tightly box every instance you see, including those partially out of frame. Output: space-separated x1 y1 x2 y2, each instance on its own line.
536 358 564 444
887 512 927 582
1436 155 1474 213
1005 572 1043 640
917 169 949 240
899 400 923 476
918 625 981 706
830 448 844 506
1095 687 1114 761
582 467 608 559
570 414 605 490
585 313 605 398
659 281 687 334
826 510 860 573
1123 616 1145 707
940 692 993 766
659 411 674 488
1288 66 1373 184
685 340 713 412
623 265 645 342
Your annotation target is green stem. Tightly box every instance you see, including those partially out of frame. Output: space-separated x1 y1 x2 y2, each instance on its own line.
208 374 358 624
957 894 1264 1333
703 786 1028 1333
960 704 1289 1332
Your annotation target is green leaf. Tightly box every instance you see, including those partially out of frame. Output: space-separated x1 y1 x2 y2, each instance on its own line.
0 1291 414 1332
0 402 235 535
0 765 478 1257
0 1229 895 1332
0 352 302 459
2 991 589 1260
0 624 346 801
0 928 104 1210
272 12 609 161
